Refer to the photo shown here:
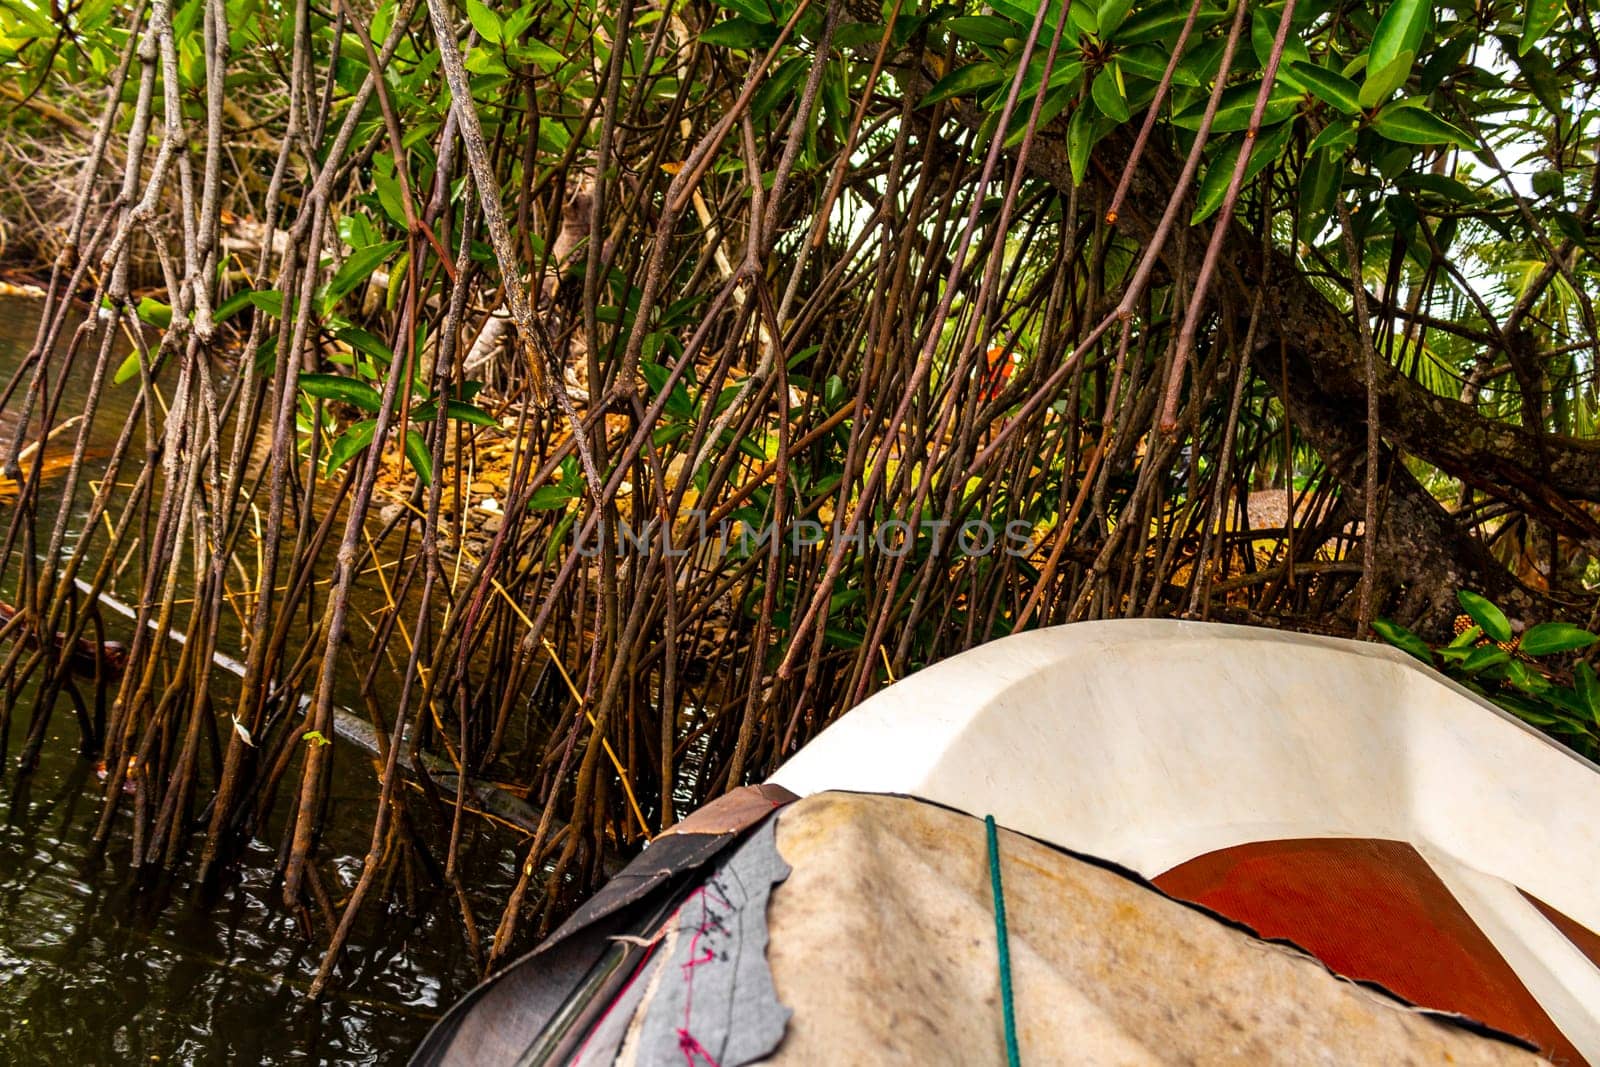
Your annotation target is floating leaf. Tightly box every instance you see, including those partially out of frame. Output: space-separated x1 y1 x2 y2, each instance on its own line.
1457 589 1512 644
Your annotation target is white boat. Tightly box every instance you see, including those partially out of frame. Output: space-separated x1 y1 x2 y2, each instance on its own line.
418 620 1600 1065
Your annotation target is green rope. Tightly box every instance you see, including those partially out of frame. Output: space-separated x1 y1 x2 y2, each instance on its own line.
986 814 1021 1067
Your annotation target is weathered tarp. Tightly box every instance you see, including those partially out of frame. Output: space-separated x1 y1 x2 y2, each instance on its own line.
418 788 1550 1064
757 792 1544 1065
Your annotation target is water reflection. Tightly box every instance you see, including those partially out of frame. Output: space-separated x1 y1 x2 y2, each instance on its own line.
0 295 479 1064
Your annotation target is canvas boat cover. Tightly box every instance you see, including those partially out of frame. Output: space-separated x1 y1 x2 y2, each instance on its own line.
416 789 1555 1065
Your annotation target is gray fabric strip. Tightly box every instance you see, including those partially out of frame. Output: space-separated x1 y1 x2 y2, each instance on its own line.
576 815 793 1066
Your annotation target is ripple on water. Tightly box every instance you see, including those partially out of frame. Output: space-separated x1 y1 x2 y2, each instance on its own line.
1 297 489 1065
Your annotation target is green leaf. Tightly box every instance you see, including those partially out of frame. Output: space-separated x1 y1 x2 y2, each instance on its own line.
946 15 1015 47
1172 81 1298 133
1067 98 1095 185
1372 618 1433 663
715 0 773 24
1115 3 1225 45
1575 662 1600 723
1396 172 1480 203
919 62 1004 108
1306 120 1358 154
1507 659 1550 696
465 0 502 44
1518 622 1598 657
136 296 172 328
113 350 145 385
1297 145 1341 239
529 484 576 510
1252 8 1309 87
751 56 809 121
1290 61 1360 114
1067 0 1099 39
213 288 259 323
299 373 384 413
1519 0 1563 55
515 39 566 68
245 289 285 317
1090 65 1130 122
403 429 433 486
1457 589 1512 644
1371 100 1474 148
413 399 499 427
1190 120 1293 224
317 241 402 315
1004 84 1074 147
699 17 773 48
1097 0 1133 38
640 359 693 419
988 0 1062 39
324 419 377 476
1368 0 1429 84
834 22 884 49
1116 45 1197 85
1357 48 1413 108
1461 646 1510 675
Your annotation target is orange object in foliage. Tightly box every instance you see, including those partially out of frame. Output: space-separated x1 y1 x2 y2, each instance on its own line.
980 346 1016 400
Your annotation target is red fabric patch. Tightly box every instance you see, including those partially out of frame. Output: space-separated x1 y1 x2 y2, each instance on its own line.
1154 837 1584 1065
1523 891 1600 972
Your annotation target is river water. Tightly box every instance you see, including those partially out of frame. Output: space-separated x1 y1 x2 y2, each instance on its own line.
0 295 479 1063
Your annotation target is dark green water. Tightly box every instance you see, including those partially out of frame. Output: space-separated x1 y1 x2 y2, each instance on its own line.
0 295 480 1064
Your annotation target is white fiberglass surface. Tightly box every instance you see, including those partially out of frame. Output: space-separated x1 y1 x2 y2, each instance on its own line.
769 620 1600 1056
